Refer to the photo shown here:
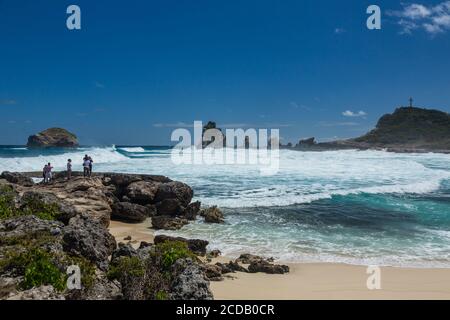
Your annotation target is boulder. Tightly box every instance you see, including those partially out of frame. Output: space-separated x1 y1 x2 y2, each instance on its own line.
111 243 138 265
236 253 274 264
0 171 34 187
207 249 221 258
200 264 223 281
126 181 159 204
151 216 188 230
154 182 193 207
111 202 151 223
184 201 201 220
200 206 224 223
247 261 289 274
169 258 213 300
62 214 116 270
0 215 64 242
27 128 79 148
215 261 248 274
155 198 183 216
154 235 209 256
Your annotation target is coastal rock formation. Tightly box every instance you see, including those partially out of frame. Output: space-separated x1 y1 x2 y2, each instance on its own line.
0 171 222 300
169 258 213 300
236 253 274 264
111 202 152 223
248 260 289 274
283 106 450 152
1 172 199 230
200 206 225 223
296 137 316 148
214 254 289 275
125 181 158 205
27 128 79 148
0 172 34 187
62 214 117 270
151 215 189 230
154 235 209 256
352 107 450 150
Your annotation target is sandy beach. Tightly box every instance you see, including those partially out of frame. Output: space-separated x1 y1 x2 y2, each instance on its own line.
109 220 450 300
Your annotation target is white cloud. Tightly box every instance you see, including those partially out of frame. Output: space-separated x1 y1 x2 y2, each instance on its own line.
334 27 346 34
388 1 450 35
342 110 367 117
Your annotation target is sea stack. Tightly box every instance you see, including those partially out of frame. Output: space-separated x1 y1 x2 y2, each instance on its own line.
27 128 79 148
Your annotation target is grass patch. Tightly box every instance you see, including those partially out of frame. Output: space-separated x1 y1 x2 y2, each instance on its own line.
1 248 66 291
155 290 168 300
156 240 196 270
107 256 145 281
0 188 61 221
0 186 16 220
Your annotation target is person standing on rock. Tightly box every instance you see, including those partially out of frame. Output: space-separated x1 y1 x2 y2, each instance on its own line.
44 162 53 183
42 163 48 183
83 157 91 178
67 159 72 180
88 156 93 177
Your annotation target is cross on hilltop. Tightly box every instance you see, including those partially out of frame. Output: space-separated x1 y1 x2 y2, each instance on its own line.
409 97 413 108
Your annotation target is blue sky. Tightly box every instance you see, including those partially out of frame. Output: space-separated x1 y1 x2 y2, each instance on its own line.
1 0 449 145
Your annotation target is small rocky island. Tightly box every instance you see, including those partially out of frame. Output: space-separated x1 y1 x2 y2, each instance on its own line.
0 171 288 300
283 106 450 153
27 128 79 148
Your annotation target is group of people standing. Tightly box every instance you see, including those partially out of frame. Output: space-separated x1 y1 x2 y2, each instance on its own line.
82 154 94 177
42 154 94 183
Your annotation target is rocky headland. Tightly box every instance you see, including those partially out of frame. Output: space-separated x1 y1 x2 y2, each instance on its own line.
0 171 288 300
282 107 450 153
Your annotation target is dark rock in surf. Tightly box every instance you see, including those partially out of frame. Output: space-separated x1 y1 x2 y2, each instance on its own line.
151 215 189 230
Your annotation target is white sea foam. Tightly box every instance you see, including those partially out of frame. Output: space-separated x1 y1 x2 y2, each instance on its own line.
118 147 146 152
2 147 450 267
0 146 127 172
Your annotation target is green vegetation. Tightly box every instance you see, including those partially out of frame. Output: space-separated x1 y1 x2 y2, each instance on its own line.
107 241 197 300
64 256 96 289
107 256 145 281
0 231 56 247
1 248 66 291
0 186 16 220
0 187 60 221
156 240 196 270
0 229 97 292
155 290 168 300
21 196 61 220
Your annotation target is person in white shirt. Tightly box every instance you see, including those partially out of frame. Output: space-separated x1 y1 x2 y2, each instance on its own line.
83 158 91 177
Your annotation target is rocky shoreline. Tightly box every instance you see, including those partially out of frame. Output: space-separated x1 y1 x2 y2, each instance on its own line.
0 171 289 300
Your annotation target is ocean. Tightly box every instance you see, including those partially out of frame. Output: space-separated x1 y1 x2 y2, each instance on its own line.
1 145 450 268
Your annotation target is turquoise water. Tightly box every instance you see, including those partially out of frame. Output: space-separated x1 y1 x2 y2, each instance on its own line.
1 145 449 267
